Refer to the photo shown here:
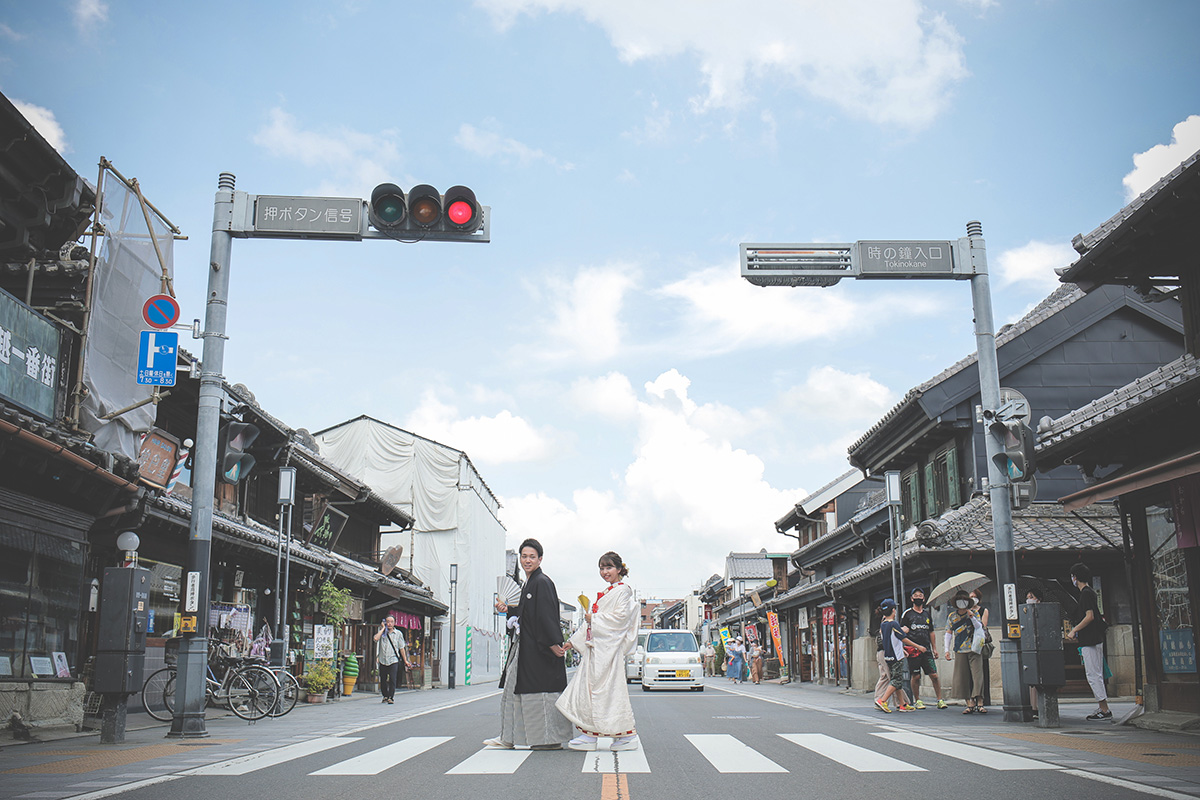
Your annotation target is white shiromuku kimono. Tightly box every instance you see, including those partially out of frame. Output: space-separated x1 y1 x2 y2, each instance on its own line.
556 582 639 737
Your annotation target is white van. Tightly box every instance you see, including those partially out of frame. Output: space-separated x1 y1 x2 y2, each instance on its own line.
640 629 704 691
625 629 651 683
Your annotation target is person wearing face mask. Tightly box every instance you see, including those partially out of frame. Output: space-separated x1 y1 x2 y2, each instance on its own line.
969 588 992 709
901 587 947 709
1065 563 1111 721
944 590 986 713
1023 586 1043 718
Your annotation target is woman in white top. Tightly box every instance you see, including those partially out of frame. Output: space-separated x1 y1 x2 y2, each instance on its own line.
557 551 640 752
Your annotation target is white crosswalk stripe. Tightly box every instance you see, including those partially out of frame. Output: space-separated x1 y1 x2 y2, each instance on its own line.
580 739 651 773
779 733 926 772
449 748 532 775
184 737 361 776
312 736 453 775
176 729 1069 778
871 731 1060 770
684 733 788 773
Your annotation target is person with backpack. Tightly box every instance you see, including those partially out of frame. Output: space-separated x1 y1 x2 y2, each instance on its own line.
1066 562 1112 721
374 614 411 704
875 599 924 713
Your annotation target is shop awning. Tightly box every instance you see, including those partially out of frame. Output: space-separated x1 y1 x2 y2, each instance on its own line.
1059 447 1200 510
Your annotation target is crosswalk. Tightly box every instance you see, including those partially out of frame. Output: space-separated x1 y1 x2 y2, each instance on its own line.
179 730 1064 778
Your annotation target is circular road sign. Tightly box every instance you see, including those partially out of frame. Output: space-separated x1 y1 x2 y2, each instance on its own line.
143 294 180 329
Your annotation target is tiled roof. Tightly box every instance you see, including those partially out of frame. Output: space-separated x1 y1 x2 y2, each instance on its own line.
1071 148 1200 255
148 492 441 607
726 550 775 579
849 285 1083 455
824 498 1120 593
0 399 140 480
1037 353 1200 451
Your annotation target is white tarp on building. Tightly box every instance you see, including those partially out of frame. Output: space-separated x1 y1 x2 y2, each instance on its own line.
315 416 506 684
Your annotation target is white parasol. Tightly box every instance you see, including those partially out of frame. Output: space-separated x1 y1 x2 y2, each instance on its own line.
929 571 991 607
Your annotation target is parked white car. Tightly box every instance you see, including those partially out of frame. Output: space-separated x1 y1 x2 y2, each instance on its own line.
626 629 651 683
640 629 704 691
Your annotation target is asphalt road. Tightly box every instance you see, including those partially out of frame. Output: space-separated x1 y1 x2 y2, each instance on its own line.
4 680 1199 800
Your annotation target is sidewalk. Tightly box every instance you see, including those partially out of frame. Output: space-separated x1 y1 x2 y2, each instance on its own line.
0 682 501 799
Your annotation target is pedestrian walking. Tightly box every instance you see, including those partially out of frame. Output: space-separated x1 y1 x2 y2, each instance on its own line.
872 607 890 707
901 587 947 709
702 640 716 677
726 637 746 684
970 587 992 710
373 615 410 704
558 551 641 752
749 640 764 684
875 599 924 713
1065 562 1112 721
944 590 986 713
485 538 573 750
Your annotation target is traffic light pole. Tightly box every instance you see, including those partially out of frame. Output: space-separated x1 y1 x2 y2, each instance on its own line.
169 173 236 738
964 221 1022 723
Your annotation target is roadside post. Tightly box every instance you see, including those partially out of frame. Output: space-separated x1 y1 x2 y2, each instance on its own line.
740 222 1025 722
170 174 489 738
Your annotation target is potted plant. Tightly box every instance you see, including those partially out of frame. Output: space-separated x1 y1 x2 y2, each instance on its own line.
303 660 336 702
342 653 359 696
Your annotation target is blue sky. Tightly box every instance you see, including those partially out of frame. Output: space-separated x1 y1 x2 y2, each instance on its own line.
3 1 1198 601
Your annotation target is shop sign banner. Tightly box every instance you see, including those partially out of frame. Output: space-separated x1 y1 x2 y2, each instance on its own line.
1161 629 1196 674
314 624 335 659
767 611 787 678
0 287 68 421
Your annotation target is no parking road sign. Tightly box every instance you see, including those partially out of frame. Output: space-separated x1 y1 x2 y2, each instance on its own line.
137 330 177 386
142 294 180 329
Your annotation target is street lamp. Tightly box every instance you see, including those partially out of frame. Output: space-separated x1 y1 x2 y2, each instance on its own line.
116 531 140 567
273 466 297 668
885 470 902 603
448 564 458 689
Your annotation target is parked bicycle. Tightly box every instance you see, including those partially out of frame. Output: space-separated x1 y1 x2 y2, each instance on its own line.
141 641 279 722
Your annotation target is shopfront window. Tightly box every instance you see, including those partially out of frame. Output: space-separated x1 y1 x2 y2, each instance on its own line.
0 524 84 679
1149 505 1195 676
141 558 182 638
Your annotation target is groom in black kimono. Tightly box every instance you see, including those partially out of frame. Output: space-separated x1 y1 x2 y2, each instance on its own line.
485 538 571 749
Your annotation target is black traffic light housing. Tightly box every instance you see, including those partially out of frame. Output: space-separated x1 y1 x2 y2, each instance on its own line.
217 421 260 484
990 419 1036 482
368 183 483 239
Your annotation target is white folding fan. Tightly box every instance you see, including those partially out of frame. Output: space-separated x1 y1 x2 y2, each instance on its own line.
497 575 522 606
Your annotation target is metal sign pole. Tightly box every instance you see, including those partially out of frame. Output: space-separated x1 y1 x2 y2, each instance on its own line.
964 221 1022 722
169 173 236 738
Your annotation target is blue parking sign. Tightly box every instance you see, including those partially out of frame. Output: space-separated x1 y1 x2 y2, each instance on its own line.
137 330 178 386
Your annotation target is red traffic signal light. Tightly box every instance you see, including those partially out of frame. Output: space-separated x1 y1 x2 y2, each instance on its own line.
368 183 484 239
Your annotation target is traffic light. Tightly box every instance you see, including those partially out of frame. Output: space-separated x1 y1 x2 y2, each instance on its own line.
217 421 260 483
368 183 482 239
990 419 1036 481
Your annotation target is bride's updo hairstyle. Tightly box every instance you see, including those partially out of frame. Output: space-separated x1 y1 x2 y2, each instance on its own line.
598 551 629 577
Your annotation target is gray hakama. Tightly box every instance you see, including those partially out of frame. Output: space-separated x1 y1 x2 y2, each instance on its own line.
499 635 571 747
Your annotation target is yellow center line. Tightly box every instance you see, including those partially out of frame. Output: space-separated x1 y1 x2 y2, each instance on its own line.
601 773 630 800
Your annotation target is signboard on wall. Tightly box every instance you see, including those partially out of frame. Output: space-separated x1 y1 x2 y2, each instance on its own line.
306 500 349 551
138 427 181 489
0 287 68 421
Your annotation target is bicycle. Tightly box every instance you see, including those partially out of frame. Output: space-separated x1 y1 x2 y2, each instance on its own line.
141 646 279 722
264 666 300 717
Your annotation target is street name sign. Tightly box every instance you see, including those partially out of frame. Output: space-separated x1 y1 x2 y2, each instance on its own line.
855 240 959 277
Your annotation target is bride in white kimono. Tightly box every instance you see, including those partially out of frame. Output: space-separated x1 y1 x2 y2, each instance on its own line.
557 551 640 751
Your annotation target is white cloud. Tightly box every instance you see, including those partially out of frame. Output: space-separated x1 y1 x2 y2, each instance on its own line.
995 240 1077 291
526 263 639 363
657 264 945 356
502 368 802 597
780 365 895 422
569 372 639 421
252 107 403 197
480 0 969 129
74 0 108 31
455 123 575 171
12 100 68 154
1123 115 1200 201
0 23 25 40
403 390 557 464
